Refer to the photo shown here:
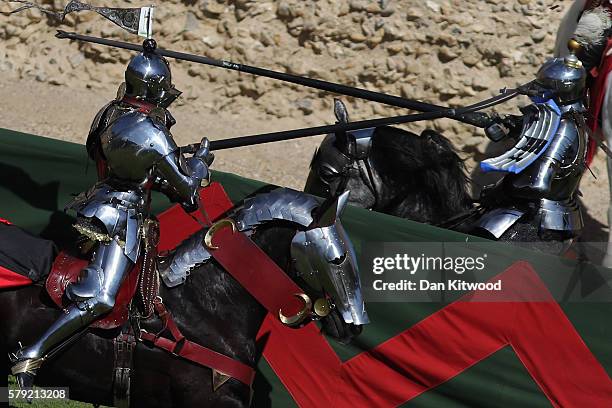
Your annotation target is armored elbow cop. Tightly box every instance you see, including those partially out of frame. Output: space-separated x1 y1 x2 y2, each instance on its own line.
185 157 210 185
186 137 213 187
177 140 213 212
175 157 209 213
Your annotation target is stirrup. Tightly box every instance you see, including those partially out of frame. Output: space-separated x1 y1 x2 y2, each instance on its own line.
11 356 44 390
11 356 44 376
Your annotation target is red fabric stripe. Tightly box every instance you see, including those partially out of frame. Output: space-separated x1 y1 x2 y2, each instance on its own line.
258 262 612 407
0 265 32 289
209 227 306 315
157 182 230 252
155 184 611 405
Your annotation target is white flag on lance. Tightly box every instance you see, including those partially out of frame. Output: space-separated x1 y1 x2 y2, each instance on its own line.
138 6 155 39
8 1 155 38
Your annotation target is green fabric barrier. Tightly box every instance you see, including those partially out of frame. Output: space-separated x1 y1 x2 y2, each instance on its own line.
0 128 610 407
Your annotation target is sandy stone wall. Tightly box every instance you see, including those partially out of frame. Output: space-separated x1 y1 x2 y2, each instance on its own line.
0 0 566 155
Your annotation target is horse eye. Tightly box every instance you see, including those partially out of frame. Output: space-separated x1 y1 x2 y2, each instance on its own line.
319 166 339 182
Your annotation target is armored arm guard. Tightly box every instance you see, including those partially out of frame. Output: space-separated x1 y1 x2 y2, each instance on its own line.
155 141 211 213
100 111 211 213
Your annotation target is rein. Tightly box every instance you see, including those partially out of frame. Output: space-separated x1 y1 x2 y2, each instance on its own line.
139 298 255 386
133 183 315 390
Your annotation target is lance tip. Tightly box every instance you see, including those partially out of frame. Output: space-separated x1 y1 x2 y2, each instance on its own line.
55 30 72 39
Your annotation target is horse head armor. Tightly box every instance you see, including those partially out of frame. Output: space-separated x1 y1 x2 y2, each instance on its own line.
161 188 369 326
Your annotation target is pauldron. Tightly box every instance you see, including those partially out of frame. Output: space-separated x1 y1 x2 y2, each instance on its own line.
480 99 562 174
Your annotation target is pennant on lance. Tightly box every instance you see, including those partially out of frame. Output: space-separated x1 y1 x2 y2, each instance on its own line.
8 1 154 38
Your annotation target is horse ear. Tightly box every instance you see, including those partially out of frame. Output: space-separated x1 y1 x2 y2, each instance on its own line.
334 98 350 124
332 99 356 156
316 190 350 226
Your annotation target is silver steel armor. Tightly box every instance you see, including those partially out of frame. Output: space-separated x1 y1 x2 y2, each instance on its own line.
235 188 369 326
481 102 562 174
158 188 369 326
124 39 181 108
158 229 211 288
10 46 211 389
535 54 586 104
477 54 589 240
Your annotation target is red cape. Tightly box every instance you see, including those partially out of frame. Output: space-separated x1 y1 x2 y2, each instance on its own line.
586 37 612 166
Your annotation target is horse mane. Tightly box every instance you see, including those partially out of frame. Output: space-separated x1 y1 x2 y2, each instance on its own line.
371 126 473 218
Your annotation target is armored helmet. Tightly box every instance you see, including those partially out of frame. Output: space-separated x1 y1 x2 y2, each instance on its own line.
534 44 587 105
124 39 181 108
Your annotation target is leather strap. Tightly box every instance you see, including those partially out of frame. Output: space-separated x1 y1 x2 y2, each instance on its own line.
113 327 136 408
207 225 308 317
140 300 255 387
138 219 160 317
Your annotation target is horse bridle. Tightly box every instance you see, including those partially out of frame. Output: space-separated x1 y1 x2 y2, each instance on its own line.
322 131 382 207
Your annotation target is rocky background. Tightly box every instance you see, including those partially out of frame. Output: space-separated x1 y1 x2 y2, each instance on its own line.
0 0 565 138
0 0 609 240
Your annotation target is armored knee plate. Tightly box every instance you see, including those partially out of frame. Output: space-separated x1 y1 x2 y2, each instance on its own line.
65 264 104 302
79 292 116 317
475 208 525 239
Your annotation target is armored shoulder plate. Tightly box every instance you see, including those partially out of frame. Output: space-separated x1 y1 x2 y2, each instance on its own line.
86 101 117 159
232 188 320 232
88 101 114 139
100 111 179 182
480 100 562 174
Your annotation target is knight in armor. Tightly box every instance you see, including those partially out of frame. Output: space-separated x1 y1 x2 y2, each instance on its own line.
9 39 213 388
475 41 590 244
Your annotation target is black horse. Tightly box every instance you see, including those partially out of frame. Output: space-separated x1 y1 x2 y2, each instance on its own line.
304 102 575 254
305 102 473 227
1 189 363 407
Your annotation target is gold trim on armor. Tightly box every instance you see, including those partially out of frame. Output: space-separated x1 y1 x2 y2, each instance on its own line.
73 224 126 248
11 357 45 375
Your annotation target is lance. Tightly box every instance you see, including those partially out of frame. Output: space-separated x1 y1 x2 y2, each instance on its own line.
55 31 498 129
186 88 519 153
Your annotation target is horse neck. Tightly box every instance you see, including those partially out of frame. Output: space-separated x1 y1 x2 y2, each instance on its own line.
420 159 472 214
159 223 298 367
372 141 472 220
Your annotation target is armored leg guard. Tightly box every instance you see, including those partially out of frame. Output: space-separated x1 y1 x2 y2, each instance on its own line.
9 305 89 388
10 239 133 389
